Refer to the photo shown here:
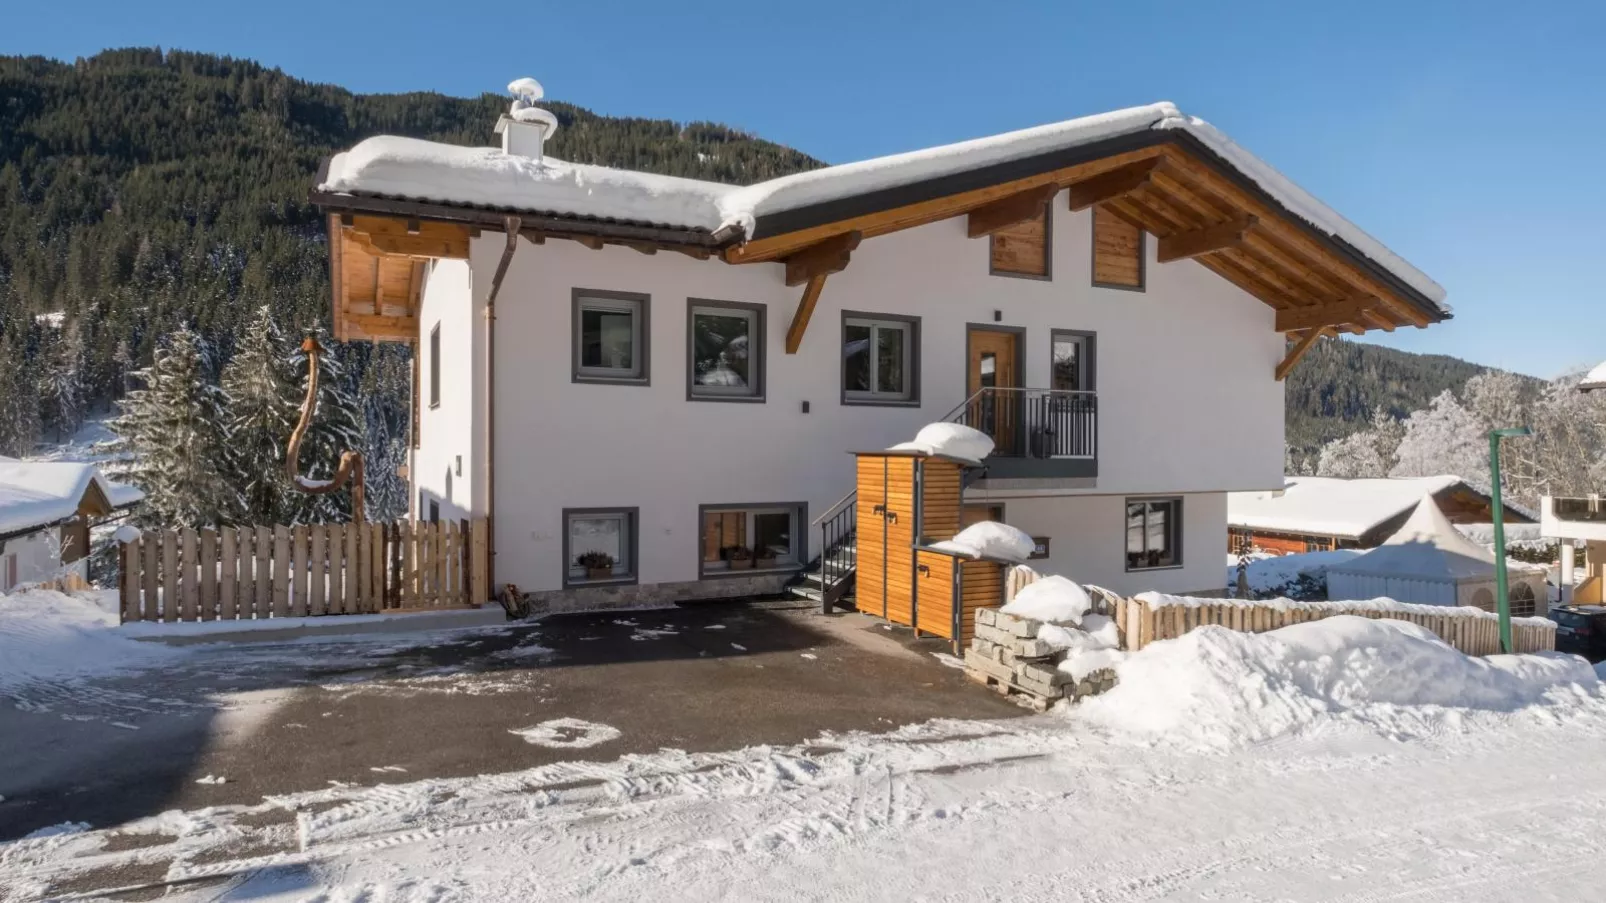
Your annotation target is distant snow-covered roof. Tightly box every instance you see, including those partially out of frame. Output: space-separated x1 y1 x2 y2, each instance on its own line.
1581 359 1606 391
1228 475 1465 539
319 102 1445 308
1328 496 1545 583
0 461 144 535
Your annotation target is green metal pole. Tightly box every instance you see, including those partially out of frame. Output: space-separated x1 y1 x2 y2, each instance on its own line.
1489 432 1512 654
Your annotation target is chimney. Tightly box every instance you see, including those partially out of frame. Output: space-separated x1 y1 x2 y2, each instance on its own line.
497 77 559 163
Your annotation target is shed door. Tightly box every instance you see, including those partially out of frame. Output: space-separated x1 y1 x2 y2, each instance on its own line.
854 455 889 618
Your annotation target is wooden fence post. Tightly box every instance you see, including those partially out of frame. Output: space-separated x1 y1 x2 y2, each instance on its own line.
120 539 139 622
160 529 179 622
272 525 290 618
220 527 238 620
199 529 217 621
291 524 309 617
309 525 326 616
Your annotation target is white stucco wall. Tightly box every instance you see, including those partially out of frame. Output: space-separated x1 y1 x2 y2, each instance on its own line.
2 528 80 591
412 258 482 524
987 491 1228 596
478 200 1285 593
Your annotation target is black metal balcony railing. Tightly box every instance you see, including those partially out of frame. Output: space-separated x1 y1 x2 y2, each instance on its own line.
944 388 1097 460
1553 496 1606 524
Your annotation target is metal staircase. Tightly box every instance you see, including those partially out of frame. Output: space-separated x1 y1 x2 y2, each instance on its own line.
788 490 857 611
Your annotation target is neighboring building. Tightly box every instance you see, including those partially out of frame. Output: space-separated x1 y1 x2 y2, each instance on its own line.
1327 495 1549 615
1541 361 1606 602
0 459 143 592
311 85 1449 609
1229 476 1533 555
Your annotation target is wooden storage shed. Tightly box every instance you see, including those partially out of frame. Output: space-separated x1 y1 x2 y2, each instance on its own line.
913 547 1007 651
852 450 966 629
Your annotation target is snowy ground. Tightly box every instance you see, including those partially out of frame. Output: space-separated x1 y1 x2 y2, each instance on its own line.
3 600 1604 901
22 415 124 466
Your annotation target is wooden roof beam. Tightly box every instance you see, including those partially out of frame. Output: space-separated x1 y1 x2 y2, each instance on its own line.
346 313 419 341
785 273 830 354
783 231 861 287
1275 298 1379 333
1066 158 1164 212
965 184 1058 238
1157 216 1258 264
1276 327 1332 381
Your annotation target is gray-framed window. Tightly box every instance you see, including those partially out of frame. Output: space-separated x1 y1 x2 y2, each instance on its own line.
573 289 650 384
688 299 765 401
1126 497 1182 571
1050 329 1096 393
564 507 639 586
842 312 919 406
699 502 807 576
428 323 441 408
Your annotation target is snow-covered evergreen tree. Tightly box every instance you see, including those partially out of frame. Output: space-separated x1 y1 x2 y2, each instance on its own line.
112 327 232 527
0 331 42 457
219 306 299 523
284 330 365 523
39 321 86 442
1316 430 1388 478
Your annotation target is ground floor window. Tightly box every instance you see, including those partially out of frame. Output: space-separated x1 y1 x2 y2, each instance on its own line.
565 508 638 586
701 504 804 575
1126 497 1182 571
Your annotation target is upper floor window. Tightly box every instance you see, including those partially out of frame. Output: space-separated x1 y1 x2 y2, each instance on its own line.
843 313 919 405
428 323 441 408
573 289 649 384
1126 497 1182 571
688 299 765 401
1051 330 1094 392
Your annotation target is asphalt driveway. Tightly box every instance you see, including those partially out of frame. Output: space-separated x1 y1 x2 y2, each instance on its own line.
0 599 1023 843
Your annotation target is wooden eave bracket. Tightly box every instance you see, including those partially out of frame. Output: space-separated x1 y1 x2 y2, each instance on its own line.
965 184 1059 238
785 273 830 355
1066 158 1164 212
1275 327 1332 381
1274 297 1381 333
783 231 861 287
1157 215 1258 263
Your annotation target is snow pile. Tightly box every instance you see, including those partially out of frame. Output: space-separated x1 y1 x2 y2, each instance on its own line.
1043 613 1126 682
887 422 995 464
1079 615 1597 750
0 589 182 693
1002 575 1092 624
1225 548 1363 594
927 521 1034 563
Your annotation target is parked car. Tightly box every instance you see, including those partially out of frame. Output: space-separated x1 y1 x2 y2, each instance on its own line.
1549 605 1606 659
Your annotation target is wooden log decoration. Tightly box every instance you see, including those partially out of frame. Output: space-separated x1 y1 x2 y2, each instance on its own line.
286 335 365 523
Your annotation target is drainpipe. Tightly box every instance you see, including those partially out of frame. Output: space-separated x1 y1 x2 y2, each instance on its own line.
484 216 523 602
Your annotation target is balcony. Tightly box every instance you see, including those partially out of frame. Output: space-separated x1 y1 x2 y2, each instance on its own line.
1541 495 1606 542
946 388 1098 480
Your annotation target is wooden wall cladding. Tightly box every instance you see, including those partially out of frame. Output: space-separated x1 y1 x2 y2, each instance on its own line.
1092 205 1143 288
990 208 1050 278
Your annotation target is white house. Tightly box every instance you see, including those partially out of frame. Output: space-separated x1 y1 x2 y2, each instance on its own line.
311 83 1449 611
0 458 143 592
1540 358 1606 603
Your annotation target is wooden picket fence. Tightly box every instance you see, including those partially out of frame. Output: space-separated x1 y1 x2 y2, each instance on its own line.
118 518 488 623
1095 592 1557 656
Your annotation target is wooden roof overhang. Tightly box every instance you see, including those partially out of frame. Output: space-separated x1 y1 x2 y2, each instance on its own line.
314 130 1446 380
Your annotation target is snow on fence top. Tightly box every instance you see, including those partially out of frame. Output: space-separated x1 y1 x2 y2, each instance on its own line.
1135 590 1557 629
319 101 1445 306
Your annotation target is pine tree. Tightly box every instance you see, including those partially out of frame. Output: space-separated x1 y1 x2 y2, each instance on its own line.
112 327 233 527
39 321 86 442
219 306 299 523
0 331 42 457
284 329 365 523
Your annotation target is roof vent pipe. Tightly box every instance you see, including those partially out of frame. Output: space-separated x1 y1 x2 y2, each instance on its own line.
496 77 559 163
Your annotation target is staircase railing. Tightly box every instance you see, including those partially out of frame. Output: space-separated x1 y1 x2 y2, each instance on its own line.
814 489 857 612
943 387 1097 460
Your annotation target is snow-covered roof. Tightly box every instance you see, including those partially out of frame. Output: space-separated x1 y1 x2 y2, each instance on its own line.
1228 475 1465 539
0 461 144 535
1328 496 1546 583
1580 359 1606 391
319 102 1444 308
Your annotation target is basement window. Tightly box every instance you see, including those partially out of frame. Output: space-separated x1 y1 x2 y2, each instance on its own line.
1126 497 1181 571
700 504 805 576
842 313 919 405
565 508 638 586
573 290 650 384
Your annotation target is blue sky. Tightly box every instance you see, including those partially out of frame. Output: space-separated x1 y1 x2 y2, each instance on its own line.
7 0 1602 377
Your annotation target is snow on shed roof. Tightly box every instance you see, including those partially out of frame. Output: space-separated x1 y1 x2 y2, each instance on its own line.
1580 359 1606 391
1228 475 1465 540
0 461 144 535
1328 495 1545 583
319 102 1444 307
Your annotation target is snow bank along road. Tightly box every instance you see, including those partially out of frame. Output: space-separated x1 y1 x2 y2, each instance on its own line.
4 613 1605 901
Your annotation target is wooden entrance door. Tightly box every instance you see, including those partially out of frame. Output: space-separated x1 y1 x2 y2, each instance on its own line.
967 328 1019 454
